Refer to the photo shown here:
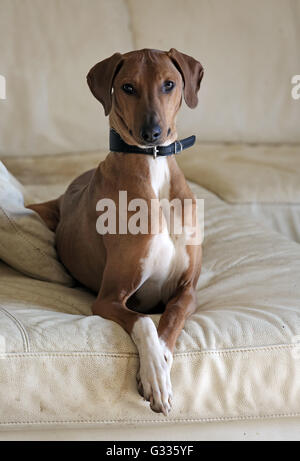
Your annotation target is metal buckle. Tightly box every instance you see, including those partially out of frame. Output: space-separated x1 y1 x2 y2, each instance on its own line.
174 140 183 154
152 145 159 159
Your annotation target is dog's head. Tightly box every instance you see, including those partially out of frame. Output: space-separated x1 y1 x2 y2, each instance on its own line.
87 48 204 147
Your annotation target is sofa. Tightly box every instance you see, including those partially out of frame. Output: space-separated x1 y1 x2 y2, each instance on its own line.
0 0 300 441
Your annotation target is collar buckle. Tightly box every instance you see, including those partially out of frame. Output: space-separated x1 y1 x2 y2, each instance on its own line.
152 145 159 159
174 140 183 154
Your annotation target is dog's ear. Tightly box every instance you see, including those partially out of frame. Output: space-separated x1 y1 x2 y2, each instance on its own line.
168 48 204 109
87 52 123 116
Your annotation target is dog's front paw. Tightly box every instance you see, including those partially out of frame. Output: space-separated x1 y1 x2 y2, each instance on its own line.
136 346 173 416
132 317 173 415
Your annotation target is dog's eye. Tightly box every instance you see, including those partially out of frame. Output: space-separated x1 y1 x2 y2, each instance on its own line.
163 81 175 93
122 83 135 95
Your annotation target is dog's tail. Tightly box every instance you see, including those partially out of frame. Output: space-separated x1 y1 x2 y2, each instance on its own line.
27 198 60 232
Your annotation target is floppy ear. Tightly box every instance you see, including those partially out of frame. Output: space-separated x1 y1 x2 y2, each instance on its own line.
87 52 123 116
168 48 204 109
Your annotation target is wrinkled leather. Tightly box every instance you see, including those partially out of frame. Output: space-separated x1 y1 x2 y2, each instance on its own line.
0 165 299 426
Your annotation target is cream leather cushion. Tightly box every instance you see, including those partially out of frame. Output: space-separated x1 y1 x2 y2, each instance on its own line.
0 161 73 286
0 0 133 156
178 143 300 243
129 0 300 144
0 177 299 427
1 0 300 158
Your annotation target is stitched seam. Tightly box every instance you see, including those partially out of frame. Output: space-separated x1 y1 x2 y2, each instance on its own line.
228 201 300 206
0 343 297 358
0 305 30 352
0 413 300 426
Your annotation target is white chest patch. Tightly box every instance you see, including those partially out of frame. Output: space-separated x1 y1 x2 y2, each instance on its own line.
135 157 190 311
147 156 170 198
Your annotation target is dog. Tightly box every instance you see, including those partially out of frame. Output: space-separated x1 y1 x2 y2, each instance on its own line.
28 48 204 415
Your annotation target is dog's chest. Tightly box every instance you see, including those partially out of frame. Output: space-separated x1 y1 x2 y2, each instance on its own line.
135 157 189 311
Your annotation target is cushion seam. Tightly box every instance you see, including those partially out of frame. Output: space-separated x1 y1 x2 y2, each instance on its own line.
0 343 296 358
219 201 300 206
0 305 30 352
0 412 299 426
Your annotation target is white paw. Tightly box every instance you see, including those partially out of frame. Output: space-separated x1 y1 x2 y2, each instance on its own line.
159 338 173 368
132 318 173 415
136 345 173 415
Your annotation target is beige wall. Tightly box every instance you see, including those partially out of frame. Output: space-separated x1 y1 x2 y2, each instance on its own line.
0 0 300 156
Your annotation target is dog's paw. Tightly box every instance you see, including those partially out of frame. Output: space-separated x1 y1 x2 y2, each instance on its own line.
132 317 173 416
136 344 173 416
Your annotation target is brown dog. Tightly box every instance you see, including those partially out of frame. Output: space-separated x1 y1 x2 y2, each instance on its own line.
28 48 204 415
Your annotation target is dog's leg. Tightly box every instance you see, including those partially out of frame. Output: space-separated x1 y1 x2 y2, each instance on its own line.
132 283 199 415
156 246 202 374
92 298 173 415
92 261 173 415
132 316 173 415
157 283 198 354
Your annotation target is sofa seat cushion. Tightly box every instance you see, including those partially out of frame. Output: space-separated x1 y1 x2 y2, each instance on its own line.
0 173 299 427
177 143 300 242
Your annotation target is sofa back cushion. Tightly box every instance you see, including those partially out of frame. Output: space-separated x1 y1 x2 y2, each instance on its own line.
0 0 133 156
129 0 300 144
0 0 299 155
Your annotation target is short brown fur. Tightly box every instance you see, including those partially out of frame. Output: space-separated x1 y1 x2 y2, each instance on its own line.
27 48 204 415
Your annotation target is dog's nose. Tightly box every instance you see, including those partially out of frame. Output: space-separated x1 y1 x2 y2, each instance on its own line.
140 125 162 143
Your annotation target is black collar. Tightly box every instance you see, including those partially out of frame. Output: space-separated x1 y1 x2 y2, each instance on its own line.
109 129 196 158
